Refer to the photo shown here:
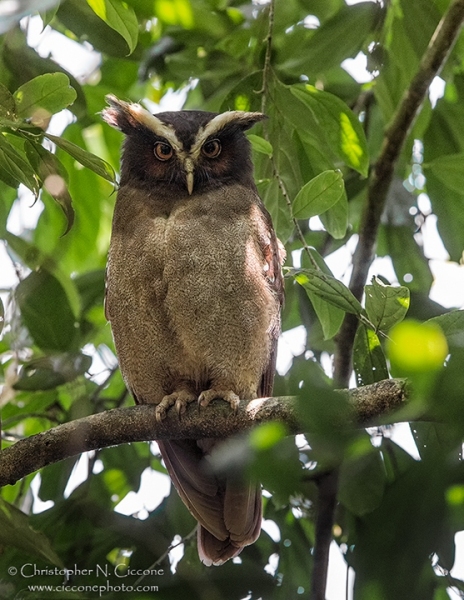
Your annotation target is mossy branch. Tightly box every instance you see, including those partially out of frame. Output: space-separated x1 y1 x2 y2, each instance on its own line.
0 378 409 487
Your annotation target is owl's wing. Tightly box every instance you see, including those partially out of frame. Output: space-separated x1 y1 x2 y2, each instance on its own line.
255 201 286 398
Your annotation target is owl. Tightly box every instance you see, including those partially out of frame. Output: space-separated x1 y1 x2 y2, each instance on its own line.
102 95 285 566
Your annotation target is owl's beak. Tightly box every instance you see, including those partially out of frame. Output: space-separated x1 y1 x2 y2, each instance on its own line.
184 158 194 195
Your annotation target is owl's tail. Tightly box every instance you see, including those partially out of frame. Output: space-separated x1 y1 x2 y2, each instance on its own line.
158 439 262 565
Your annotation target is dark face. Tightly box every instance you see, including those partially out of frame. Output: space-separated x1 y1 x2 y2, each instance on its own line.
102 97 265 196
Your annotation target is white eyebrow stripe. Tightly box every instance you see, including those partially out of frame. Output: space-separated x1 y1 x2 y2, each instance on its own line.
129 103 184 153
190 111 264 158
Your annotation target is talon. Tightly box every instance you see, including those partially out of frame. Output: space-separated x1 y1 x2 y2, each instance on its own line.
155 406 166 423
156 390 197 421
198 389 240 411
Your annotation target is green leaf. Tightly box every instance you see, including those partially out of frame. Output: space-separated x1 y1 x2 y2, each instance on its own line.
0 135 39 194
0 84 17 119
15 269 79 352
290 84 369 176
14 352 92 391
353 323 389 386
280 2 383 76
24 141 74 234
45 133 116 182
428 310 464 348
292 267 363 316
293 170 345 219
248 134 273 156
382 224 433 292
318 188 348 239
423 153 464 194
14 73 77 119
338 445 387 516
87 0 139 54
0 498 63 566
365 277 410 332
300 248 345 339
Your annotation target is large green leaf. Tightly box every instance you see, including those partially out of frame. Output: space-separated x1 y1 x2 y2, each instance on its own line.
423 153 464 194
15 270 79 352
300 248 345 340
292 267 363 316
14 73 77 119
353 322 389 386
86 0 139 54
45 133 115 183
290 84 369 176
428 310 464 348
365 277 410 333
278 2 383 76
0 135 39 194
0 498 63 566
292 170 345 219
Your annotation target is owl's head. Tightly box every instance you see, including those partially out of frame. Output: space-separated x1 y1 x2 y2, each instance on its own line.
102 95 265 195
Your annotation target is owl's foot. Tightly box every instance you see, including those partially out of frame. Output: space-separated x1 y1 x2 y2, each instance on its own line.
198 389 240 411
155 390 197 423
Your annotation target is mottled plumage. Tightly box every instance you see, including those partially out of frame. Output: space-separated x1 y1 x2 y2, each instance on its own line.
102 95 285 565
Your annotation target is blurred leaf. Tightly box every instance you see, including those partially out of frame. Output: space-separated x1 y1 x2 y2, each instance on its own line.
39 457 80 502
279 2 383 76
14 73 77 120
74 269 106 313
14 352 92 391
297 378 355 467
24 141 74 234
381 224 433 292
352 456 448 599
0 83 17 119
365 277 410 332
424 153 464 195
248 133 273 156
87 0 139 54
0 498 62 566
428 310 464 348
338 445 387 516
353 323 389 386
293 169 344 219
15 270 79 352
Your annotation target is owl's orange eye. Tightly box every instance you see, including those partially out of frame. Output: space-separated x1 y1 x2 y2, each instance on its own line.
154 142 173 161
202 139 221 158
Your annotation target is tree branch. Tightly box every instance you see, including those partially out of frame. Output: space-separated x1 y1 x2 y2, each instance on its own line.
0 379 409 488
334 0 464 386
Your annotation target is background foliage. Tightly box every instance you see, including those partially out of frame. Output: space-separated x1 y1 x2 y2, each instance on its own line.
1 0 464 599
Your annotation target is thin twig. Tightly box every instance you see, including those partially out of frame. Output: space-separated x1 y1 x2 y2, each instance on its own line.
134 527 197 586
